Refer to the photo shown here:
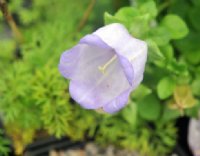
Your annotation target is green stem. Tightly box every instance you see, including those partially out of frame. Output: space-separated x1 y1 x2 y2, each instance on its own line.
0 0 24 44
158 0 171 14
77 0 96 32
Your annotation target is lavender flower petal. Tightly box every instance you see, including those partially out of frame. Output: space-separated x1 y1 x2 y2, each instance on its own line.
59 23 147 113
103 89 132 113
69 52 131 109
94 23 147 89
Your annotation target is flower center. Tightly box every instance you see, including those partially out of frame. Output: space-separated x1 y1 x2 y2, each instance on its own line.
98 55 117 74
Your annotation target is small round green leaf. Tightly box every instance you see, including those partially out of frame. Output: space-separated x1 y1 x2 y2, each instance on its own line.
157 77 175 99
138 0 157 19
138 94 161 121
161 14 189 39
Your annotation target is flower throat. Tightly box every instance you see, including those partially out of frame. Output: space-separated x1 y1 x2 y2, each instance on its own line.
98 55 117 74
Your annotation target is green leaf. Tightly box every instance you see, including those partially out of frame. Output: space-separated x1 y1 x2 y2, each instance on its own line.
168 0 191 19
115 7 139 21
191 0 200 5
159 44 174 60
0 130 10 156
122 102 137 126
174 32 200 65
192 77 200 96
189 6 200 31
104 12 119 25
161 106 181 122
185 102 200 118
167 59 189 77
161 14 189 39
149 26 171 46
138 94 161 121
104 6 152 38
129 14 150 37
104 8 139 26
131 84 152 100
138 0 157 19
157 77 175 99
146 39 165 61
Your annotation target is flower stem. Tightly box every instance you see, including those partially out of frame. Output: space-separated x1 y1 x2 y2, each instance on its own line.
0 0 24 44
77 0 96 32
158 0 171 14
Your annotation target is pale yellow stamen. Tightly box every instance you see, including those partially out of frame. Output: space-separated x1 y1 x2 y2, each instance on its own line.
98 55 117 74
